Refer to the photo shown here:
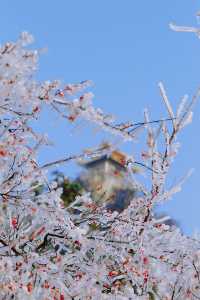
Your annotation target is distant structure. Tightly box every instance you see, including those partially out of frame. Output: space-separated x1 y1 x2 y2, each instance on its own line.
77 150 137 212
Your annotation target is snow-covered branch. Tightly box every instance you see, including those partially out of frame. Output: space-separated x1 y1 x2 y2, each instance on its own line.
0 30 199 300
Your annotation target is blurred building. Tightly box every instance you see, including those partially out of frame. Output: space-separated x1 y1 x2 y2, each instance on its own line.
77 150 137 212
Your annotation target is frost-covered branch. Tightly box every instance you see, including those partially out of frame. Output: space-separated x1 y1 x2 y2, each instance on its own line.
0 31 199 300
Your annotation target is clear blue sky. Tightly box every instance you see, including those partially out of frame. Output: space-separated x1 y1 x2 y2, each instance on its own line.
1 1 200 235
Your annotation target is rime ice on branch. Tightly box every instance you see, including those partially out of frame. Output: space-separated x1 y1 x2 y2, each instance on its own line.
0 32 200 300
170 10 200 38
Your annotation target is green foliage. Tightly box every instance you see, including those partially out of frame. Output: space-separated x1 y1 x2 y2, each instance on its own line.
60 180 83 207
32 172 83 208
52 171 83 207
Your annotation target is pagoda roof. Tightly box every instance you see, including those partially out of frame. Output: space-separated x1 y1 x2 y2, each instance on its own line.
78 150 128 169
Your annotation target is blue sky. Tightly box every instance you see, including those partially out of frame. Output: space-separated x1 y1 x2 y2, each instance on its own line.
1 1 200 235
